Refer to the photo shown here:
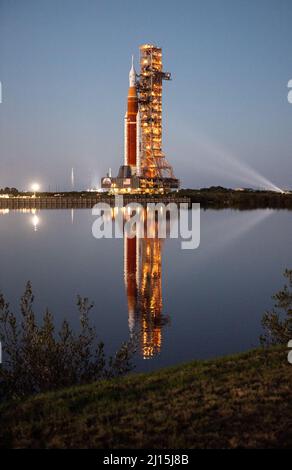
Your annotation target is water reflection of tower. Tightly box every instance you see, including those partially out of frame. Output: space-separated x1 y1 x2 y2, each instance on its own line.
124 213 169 359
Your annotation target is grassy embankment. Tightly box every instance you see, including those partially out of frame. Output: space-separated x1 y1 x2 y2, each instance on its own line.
0 346 292 449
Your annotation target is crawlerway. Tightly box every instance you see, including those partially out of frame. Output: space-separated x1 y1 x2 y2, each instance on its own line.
103 455 138 467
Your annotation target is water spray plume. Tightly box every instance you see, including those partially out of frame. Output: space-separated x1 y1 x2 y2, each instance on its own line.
203 139 283 193
184 130 284 193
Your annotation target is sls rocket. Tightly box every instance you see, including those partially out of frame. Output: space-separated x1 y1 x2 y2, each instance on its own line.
124 56 141 176
101 44 179 192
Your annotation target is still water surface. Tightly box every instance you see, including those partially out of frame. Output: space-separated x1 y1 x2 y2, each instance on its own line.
0 208 291 372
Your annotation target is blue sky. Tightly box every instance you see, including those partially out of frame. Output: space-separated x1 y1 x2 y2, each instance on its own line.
0 0 292 190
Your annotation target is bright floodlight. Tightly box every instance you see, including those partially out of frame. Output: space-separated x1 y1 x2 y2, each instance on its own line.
31 183 40 193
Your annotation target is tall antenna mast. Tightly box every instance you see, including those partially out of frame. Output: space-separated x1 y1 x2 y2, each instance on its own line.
71 167 75 190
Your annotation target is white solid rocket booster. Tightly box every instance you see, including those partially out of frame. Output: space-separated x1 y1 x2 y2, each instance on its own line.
124 113 128 165
136 110 141 176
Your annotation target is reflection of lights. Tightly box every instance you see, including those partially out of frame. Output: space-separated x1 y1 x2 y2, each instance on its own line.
32 215 40 232
0 209 9 215
16 208 36 214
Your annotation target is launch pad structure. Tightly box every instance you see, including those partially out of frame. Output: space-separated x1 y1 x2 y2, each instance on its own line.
101 44 179 194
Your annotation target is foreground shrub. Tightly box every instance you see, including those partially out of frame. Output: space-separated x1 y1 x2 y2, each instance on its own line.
261 269 292 345
0 282 135 399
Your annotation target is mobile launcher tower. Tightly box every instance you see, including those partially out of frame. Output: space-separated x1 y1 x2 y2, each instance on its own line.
101 44 179 193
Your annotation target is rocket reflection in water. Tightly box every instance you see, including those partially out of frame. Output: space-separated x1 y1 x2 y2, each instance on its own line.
123 209 170 359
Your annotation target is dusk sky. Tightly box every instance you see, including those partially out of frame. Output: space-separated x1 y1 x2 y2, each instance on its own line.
0 0 292 191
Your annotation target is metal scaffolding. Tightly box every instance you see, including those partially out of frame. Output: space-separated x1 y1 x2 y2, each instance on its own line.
138 44 176 180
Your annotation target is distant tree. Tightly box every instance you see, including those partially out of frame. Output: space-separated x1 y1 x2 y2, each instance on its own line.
0 283 136 400
0 187 19 195
261 270 292 345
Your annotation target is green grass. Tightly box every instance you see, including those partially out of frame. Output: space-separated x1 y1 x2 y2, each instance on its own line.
1 346 292 448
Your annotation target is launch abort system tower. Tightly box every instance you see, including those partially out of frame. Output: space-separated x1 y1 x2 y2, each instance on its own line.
102 44 179 193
